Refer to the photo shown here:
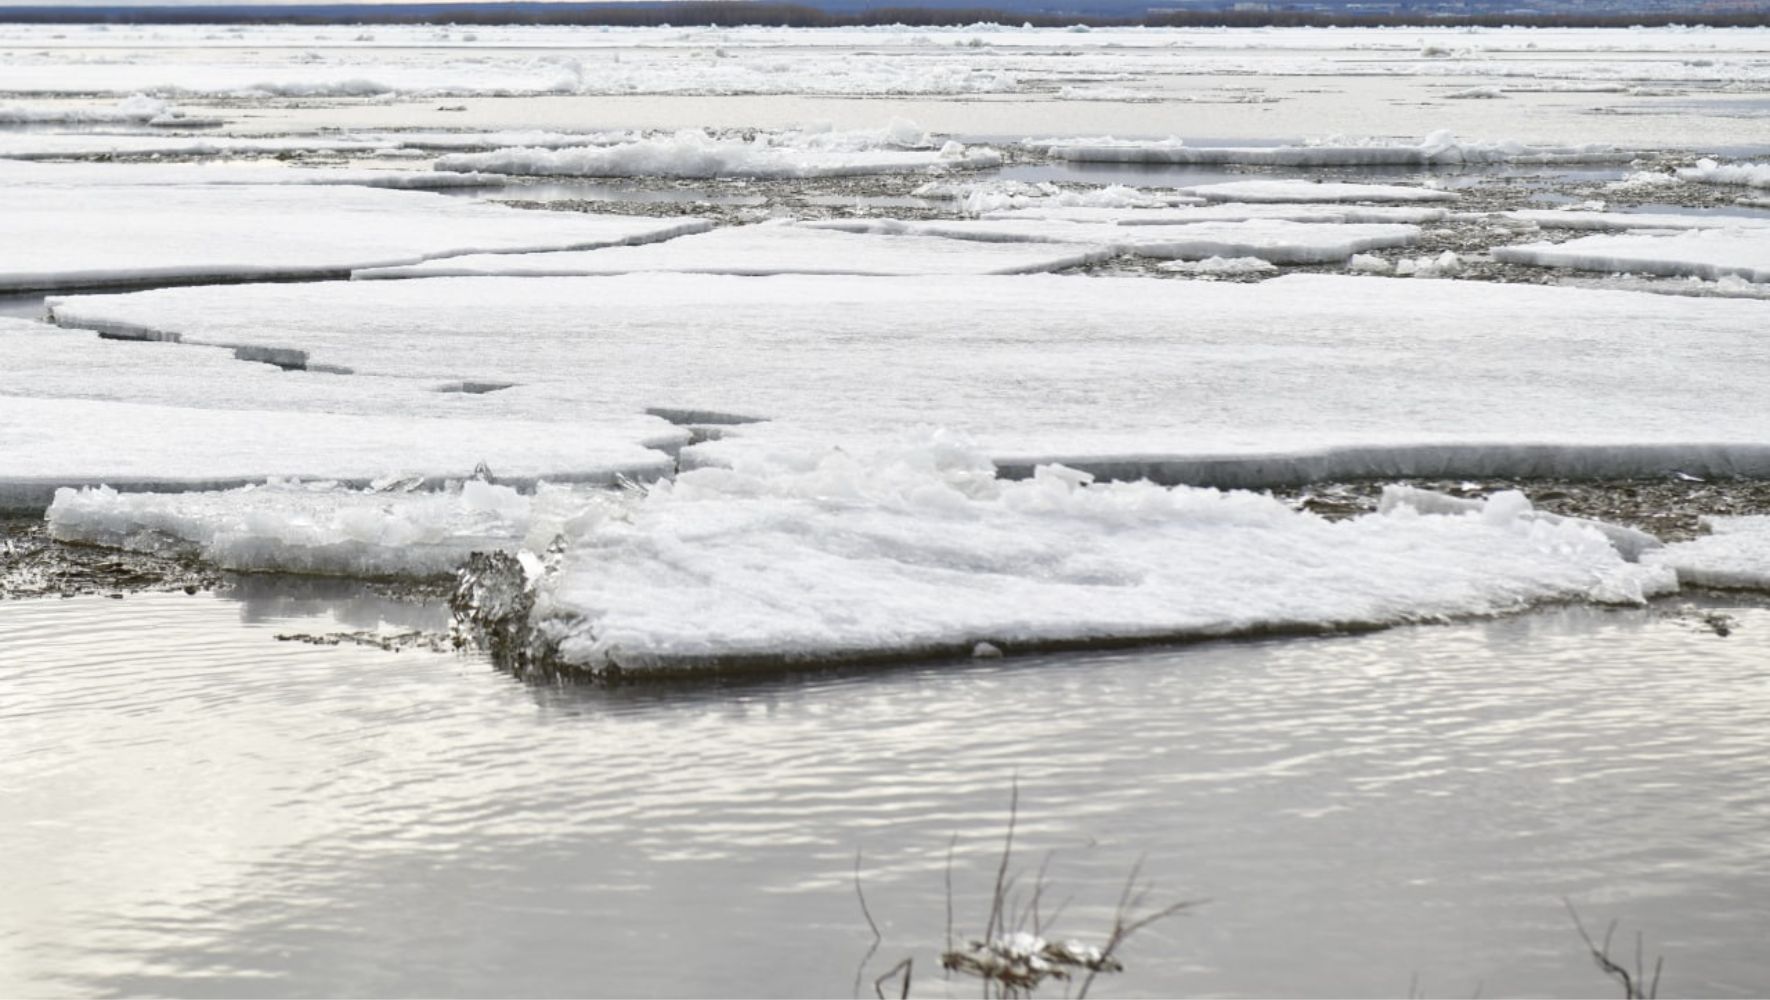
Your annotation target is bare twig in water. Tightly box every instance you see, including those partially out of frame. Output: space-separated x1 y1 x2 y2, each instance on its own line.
1075 858 1202 1000
1565 899 1664 999
855 850 882 999
945 833 958 956
874 957 913 1000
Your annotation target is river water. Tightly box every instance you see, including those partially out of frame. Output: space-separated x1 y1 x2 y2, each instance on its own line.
3 588 1767 998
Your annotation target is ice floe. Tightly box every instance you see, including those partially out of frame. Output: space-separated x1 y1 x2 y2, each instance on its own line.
1647 516 1770 592
353 223 1109 279
0 132 399 160
0 94 179 124
1506 209 1770 232
492 438 1678 673
435 126 1001 179
815 217 1421 264
1677 159 1770 190
1173 180 1459 204
1495 230 1770 284
45 274 1770 486
0 186 710 291
979 203 1453 226
0 157 505 190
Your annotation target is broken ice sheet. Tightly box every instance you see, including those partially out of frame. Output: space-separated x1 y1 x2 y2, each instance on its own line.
1648 516 1770 592
1495 229 1770 284
811 217 1422 263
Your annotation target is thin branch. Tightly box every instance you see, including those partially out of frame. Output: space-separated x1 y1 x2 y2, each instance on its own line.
874 957 913 1000
984 776 1020 946
945 832 959 958
1565 899 1663 999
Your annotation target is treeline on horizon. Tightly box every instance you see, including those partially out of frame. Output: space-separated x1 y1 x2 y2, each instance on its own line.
2 2 1768 28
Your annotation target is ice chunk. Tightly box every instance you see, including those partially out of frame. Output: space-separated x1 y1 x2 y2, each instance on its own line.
0 186 711 291
436 128 1002 179
46 274 1770 488
1495 230 1770 283
1377 485 1662 561
1158 256 1277 277
353 224 1109 279
46 480 621 579
1677 158 1770 190
506 439 1677 674
1647 516 1770 591
1347 253 1394 274
1445 86 1507 99
1174 180 1459 204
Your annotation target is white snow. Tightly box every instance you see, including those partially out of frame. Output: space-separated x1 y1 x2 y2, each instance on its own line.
436 128 1001 179
1647 516 1770 592
515 438 1675 673
1677 158 1770 190
1039 131 1630 166
45 273 1770 487
1495 230 1770 284
353 223 1109 279
46 479 615 579
1174 180 1459 204
0 186 711 291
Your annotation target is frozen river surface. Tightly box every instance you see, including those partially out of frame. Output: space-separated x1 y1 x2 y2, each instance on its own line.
3 592 1768 997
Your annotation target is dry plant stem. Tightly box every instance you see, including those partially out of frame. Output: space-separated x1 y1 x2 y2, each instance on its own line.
874 958 913 1000
856 850 883 1000
945 833 958 957
1075 858 1201 1000
1565 899 1664 1000
984 777 1020 948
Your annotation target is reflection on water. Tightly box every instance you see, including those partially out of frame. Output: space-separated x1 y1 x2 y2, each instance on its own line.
2 589 1768 998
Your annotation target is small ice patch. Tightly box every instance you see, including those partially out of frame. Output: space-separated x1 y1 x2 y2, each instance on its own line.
1158 256 1278 277
1647 516 1770 591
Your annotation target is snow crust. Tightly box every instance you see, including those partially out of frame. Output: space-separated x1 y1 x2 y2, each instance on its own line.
46 273 1770 487
1039 131 1630 166
1174 180 1459 204
353 223 1108 279
436 127 1001 179
0 186 710 291
1648 516 1770 592
1495 230 1770 284
518 438 1675 672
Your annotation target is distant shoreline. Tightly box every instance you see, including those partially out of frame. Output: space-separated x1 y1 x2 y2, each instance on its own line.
2 3 1768 30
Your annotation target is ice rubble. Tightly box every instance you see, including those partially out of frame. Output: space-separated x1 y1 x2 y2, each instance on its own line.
0 186 711 291
352 223 1110 279
46 274 1770 486
1505 209 1770 232
46 480 614 579
1036 131 1631 167
1158 256 1277 276
812 217 1421 264
490 440 1676 673
1495 230 1770 284
436 132 1002 180
1647 517 1770 592
1677 159 1770 190
1173 180 1459 204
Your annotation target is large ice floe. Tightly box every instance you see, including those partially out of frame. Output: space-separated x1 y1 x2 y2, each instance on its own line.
353 223 1109 279
0 186 710 291
1505 209 1770 232
435 124 1001 180
975 203 1452 226
811 217 1420 264
0 157 506 190
1034 131 1632 166
1677 159 1770 191
42 273 1770 486
1495 229 1770 284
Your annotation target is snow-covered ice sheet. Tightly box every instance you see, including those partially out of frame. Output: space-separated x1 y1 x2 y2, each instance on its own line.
980 203 1452 226
354 223 1109 279
0 186 711 291
1506 209 1770 232
1038 131 1630 166
510 439 1675 673
436 129 1000 179
0 133 398 160
1648 516 1770 592
1174 180 1459 204
46 480 614 579
0 94 178 124
0 157 505 189
815 217 1421 264
46 274 1770 486
1495 230 1770 283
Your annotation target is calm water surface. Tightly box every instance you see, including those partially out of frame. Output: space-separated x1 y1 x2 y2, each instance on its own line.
3 588 1768 998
